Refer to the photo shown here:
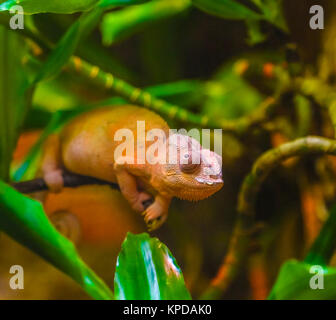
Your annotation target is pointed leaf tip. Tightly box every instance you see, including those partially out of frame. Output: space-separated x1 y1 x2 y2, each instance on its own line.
114 232 191 300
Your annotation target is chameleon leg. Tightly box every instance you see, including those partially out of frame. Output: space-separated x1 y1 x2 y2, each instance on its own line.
115 168 152 212
41 134 64 193
143 194 171 231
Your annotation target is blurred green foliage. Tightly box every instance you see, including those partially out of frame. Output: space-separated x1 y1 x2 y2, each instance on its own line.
193 0 287 44
101 0 191 45
33 8 104 83
193 0 262 20
0 0 99 14
203 62 263 120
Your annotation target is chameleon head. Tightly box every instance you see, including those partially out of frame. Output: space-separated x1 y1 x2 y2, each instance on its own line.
161 134 223 201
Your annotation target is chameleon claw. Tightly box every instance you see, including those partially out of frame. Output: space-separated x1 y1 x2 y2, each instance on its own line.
147 220 156 232
146 215 164 231
142 199 166 230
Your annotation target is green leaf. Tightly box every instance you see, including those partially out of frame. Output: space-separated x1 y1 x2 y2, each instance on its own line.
0 181 114 300
192 0 262 20
2 8 100 181
268 260 336 300
34 8 103 83
0 26 32 181
101 0 190 46
114 233 191 300
33 81 83 112
98 0 151 7
249 0 288 32
305 205 336 266
0 0 99 14
0 0 152 13
245 19 267 45
192 0 288 44
146 80 202 107
269 206 336 300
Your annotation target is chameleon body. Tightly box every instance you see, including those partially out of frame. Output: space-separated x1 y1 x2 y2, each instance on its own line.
41 105 223 230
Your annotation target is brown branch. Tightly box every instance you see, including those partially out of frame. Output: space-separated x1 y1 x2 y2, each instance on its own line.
11 172 120 194
200 136 336 299
12 172 154 209
297 76 336 135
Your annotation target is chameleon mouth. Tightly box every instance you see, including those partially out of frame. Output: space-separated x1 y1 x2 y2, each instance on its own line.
177 178 224 201
195 176 223 186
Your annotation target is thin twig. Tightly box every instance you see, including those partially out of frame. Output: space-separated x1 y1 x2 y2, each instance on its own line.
297 76 336 135
11 172 154 208
67 56 281 135
200 136 336 299
11 172 120 193
3 18 286 136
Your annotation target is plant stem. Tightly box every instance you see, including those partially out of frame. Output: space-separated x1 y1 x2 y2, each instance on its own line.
66 55 281 134
0 17 284 136
201 136 336 299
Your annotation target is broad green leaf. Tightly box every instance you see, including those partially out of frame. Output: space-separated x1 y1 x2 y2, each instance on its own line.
0 181 114 300
34 8 103 83
192 0 262 20
114 233 191 300
0 0 99 14
268 260 336 300
0 26 32 181
101 0 190 46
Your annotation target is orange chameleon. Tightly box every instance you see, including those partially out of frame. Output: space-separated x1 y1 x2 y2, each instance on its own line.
40 105 223 230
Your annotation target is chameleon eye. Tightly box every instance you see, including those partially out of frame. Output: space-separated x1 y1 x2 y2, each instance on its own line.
179 153 200 174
